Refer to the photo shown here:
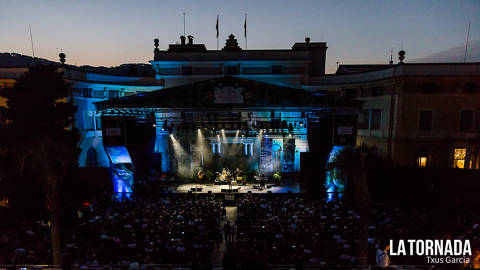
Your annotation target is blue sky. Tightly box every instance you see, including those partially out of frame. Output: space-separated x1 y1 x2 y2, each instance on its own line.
1 0 479 73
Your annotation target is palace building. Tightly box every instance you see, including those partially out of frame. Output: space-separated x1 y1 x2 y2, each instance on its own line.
310 60 480 169
0 36 357 195
1 35 479 196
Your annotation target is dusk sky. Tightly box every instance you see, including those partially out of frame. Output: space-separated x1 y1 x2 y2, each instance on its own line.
1 0 479 73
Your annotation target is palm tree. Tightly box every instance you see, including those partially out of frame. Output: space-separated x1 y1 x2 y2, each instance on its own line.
0 65 79 266
328 145 382 266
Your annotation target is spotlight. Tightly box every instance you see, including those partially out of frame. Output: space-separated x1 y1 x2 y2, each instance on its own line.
152 124 156 127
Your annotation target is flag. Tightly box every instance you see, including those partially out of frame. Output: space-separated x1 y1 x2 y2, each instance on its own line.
216 15 219 38
244 14 247 38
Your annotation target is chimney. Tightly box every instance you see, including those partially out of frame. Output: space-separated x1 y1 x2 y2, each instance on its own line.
180 35 186 45
188 35 194 45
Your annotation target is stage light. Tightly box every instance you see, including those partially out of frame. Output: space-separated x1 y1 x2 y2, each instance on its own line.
152 124 156 127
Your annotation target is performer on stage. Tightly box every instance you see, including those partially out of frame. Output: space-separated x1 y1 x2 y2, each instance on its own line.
197 169 204 183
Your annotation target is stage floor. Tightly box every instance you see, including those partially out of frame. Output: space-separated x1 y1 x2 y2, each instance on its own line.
167 182 300 194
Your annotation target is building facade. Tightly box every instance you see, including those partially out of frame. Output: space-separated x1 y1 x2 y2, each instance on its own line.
310 62 480 169
151 35 327 89
0 66 164 168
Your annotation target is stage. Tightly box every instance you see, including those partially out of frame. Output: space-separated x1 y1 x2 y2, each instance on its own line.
167 182 300 194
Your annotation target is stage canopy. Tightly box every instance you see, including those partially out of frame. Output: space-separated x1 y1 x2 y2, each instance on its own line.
95 76 361 113
95 76 361 176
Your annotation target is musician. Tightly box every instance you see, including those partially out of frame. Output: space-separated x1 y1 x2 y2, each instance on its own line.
197 169 204 183
260 173 266 189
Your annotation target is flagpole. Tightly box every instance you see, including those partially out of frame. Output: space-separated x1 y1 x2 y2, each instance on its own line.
244 13 247 50
216 14 219 50
183 12 186 37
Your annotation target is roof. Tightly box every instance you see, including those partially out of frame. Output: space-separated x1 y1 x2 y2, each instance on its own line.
335 64 394 74
95 76 360 111
308 62 480 87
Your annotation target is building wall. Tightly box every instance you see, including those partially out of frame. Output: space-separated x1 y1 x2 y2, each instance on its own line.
310 63 480 170
392 76 480 168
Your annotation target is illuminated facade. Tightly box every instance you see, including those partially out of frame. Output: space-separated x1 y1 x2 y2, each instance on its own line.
0 66 164 169
96 76 358 177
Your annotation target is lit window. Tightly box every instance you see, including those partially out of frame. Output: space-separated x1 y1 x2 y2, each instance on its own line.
417 156 428 167
453 148 467 169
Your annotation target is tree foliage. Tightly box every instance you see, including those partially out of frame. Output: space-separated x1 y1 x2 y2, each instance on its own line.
0 65 80 266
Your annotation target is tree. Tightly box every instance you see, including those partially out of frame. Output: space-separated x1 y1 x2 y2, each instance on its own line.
327 145 383 266
0 65 79 266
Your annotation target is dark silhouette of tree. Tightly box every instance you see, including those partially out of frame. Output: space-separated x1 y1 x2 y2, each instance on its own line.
0 65 79 266
328 145 384 266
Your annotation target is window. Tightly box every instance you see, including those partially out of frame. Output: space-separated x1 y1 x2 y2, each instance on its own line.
95 115 102 130
83 110 94 130
225 66 238 75
371 109 382 130
181 66 193 75
417 156 428 167
344 88 359 98
82 88 92 98
272 66 283 74
92 90 105 98
418 110 433 131
108 90 119 99
422 83 435 94
358 109 370 129
453 148 467 169
371 86 384 97
464 82 477 94
460 110 474 132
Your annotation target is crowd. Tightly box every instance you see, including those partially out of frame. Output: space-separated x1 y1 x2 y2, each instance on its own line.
1 193 479 269
232 194 480 268
1 194 224 268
